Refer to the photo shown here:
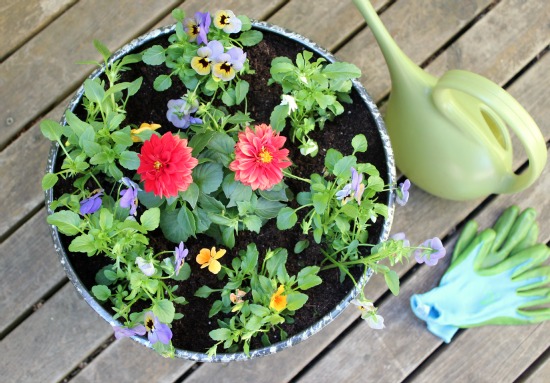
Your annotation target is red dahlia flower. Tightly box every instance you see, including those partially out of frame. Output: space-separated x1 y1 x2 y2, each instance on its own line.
137 132 198 198
229 124 292 190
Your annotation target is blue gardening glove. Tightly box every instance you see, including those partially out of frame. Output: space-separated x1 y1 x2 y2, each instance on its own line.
410 206 550 343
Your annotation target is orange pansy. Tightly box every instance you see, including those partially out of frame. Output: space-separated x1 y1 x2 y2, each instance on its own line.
269 285 287 312
196 247 226 274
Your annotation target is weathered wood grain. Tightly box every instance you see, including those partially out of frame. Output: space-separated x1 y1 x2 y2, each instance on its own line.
0 0 180 149
268 0 391 51
0 0 77 61
337 0 493 101
71 338 194 383
523 355 550 383
0 283 112 383
298 151 550 382
0 209 65 336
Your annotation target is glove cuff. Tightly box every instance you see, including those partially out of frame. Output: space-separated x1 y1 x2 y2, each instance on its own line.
410 294 459 343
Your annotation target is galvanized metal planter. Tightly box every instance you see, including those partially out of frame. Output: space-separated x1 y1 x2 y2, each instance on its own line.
45 21 396 362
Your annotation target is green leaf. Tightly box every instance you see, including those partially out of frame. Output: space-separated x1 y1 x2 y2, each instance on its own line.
160 206 196 243
333 155 357 177
111 130 133 146
153 74 172 91
254 198 285 220
193 162 223 194
269 104 288 132
140 207 160 231
322 62 361 80
245 315 263 332
243 215 262 233
249 304 270 317
222 226 235 248
195 285 216 298
384 270 400 295
153 299 175 323
171 8 185 22
209 328 232 341
352 134 368 153
68 234 96 254
142 45 166 65
181 183 199 209
40 120 63 141
223 174 252 208
207 132 236 155
93 39 111 62
92 285 111 301
235 79 249 105
297 266 322 289
294 240 309 254
42 173 58 190
209 300 223 317
286 292 308 311
47 210 81 236
188 130 215 157
84 79 105 105
173 262 191 281
241 244 259 274
277 207 297 230
312 192 330 215
238 30 263 46
119 150 140 170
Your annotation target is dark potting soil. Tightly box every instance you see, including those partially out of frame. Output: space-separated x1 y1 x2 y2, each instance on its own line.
55 26 389 354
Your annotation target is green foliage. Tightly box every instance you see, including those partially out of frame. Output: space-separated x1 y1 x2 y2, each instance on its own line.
198 244 322 356
269 50 361 156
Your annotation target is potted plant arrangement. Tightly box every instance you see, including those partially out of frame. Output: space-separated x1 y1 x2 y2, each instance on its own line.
41 8 444 361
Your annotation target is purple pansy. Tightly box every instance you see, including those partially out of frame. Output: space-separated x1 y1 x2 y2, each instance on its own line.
191 40 225 76
166 98 202 129
119 177 141 216
185 11 211 45
212 47 247 81
174 241 189 276
144 311 172 345
350 167 365 203
414 237 446 266
336 183 352 200
136 257 155 276
113 324 146 340
80 190 103 215
396 179 411 206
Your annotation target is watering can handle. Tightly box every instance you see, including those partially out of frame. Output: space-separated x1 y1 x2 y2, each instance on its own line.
433 70 547 193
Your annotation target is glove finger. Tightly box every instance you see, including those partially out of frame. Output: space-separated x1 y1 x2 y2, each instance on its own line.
485 208 537 268
490 205 519 251
516 307 550 323
511 223 539 255
448 229 495 273
451 220 479 264
486 244 550 278
514 265 550 291
517 287 550 309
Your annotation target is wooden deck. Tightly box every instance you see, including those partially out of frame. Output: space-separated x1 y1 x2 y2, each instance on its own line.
1 0 549 381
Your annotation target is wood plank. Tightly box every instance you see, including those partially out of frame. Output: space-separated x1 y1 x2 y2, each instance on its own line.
71 338 194 383
0 0 77 61
268 0 391 51
0 283 112 383
524 354 550 383
337 0 494 101
0 209 66 336
297 150 550 382
0 0 179 149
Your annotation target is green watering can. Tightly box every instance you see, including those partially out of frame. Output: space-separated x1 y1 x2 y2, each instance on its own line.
352 0 547 201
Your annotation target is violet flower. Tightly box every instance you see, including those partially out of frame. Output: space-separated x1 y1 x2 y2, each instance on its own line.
336 183 352 200
191 40 224 76
213 47 247 81
80 190 103 215
350 167 365 203
396 179 411 206
135 257 155 276
113 324 146 340
166 98 202 129
185 12 211 45
414 237 446 266
174 241 189 276
144 311 172 345
119 177 141 216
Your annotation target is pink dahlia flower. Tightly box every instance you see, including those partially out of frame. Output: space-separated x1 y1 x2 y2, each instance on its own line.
137 132 198 198
229 124 292 190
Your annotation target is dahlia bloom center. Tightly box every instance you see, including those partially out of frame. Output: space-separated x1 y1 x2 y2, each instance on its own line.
259 147 273 163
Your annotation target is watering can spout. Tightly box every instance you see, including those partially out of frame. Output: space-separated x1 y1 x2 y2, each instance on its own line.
352 0 546 200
